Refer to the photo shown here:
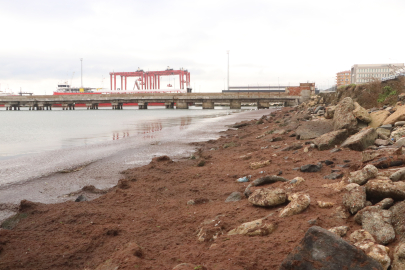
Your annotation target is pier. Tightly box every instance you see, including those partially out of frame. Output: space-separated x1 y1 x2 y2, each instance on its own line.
0 92 307 110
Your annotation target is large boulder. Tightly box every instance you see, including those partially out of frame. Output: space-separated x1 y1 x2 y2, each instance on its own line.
296 120 334 140
392 242 405 270
353 102 372 123
366 179 405 200
247 188 286 207
362 147 402 163
383 105 405 125
279 226 383 270
353 240 391 270
369 110 390 128
313 129 349 151
341 128 378 151
333 97 358 132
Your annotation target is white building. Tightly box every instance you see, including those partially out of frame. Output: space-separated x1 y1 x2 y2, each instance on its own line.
350 63 404 84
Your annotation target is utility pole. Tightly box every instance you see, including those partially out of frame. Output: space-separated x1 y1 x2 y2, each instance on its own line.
227 50 230 90
80 58 83 88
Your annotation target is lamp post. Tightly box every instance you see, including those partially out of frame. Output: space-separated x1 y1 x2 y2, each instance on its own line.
227 50 230 90
80 58 83 88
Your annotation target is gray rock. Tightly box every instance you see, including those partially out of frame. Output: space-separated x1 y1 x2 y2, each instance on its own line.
279 226 383 270
389 201 405 241
296 120 334 140
225 192 243 202
317 110 325 115
281 143 303 151
354 198 394 224
358 208 395 245
75 194 88 202
343 185 366 214
333 97 358 132
377 127 390 139
300 163 322 172
380 124 393 130
314 106 325 114
341 128 378 151
330 148 342 153
251 175 288 186
324 172 343 180
395 121 405 126
391 127 405 141
313 129 349 151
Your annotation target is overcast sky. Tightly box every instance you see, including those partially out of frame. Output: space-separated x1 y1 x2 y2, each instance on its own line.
1 0 404 94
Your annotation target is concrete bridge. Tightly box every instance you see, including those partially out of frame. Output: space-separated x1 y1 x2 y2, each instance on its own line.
0 92 307 110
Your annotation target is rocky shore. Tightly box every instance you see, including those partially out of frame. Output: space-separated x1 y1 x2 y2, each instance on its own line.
3 95 405 269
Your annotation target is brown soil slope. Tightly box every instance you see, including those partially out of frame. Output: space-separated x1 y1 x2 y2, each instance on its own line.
0 108 363 270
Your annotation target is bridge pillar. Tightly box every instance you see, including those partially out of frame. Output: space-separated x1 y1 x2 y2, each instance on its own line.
176 101 189 109
202 101 214 109
138 102 148 109
257 101 269 109
165 102 174 109
229 100 241 109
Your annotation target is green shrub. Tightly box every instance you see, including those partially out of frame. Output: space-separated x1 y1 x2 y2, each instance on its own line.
378 86 396 103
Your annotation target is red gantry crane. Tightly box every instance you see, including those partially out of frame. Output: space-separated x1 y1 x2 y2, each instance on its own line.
109 67 191 92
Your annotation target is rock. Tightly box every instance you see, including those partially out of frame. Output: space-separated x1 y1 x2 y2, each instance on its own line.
357 207 395 245
392 242 405 270
325 106 336 119
197 217 223 242
225 192 242 202
383 105 405 125
395 121 405 126
333 97 358 133
376 127 391 139
394 137 405 147
380 124 393 130
353 240 391 270
366 179 405 200
369 110 390 128
273 129 287 135
343 185 366 214
324 172 343 179
279 193 310 217
240 153 252 160
268 136 283 142
173 263 207 270
328 226 349 237
354 198 395 225
289 176 305 186
296 120 334 140
330 148 342 153
317 201 334 208
324 160 334 165
389 201 405 240
349 229 376 244
300 163 322 172
391 127 405 141
279 226 383 270
362 147 402 163
248 188 286 207
281 143 303 151
227 218 277 236
341 128 378 151
236 176 249 183
375 139 390 146
250 175 288 186
314 106 325 114
390 168 405 181
250 160 270 170
353 102 372 123
75 194 88 202
313 129 349 151
348 164 378 185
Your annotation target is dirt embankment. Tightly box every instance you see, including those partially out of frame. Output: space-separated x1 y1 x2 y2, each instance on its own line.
0 107 364 270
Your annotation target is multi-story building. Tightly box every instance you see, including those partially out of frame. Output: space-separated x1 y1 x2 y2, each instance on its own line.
351 63 404 84
336 70 351 87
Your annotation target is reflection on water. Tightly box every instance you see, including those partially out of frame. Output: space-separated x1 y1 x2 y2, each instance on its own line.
0 108 240 159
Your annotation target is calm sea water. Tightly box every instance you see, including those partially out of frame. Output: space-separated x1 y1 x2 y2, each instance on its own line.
0 105 276 211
